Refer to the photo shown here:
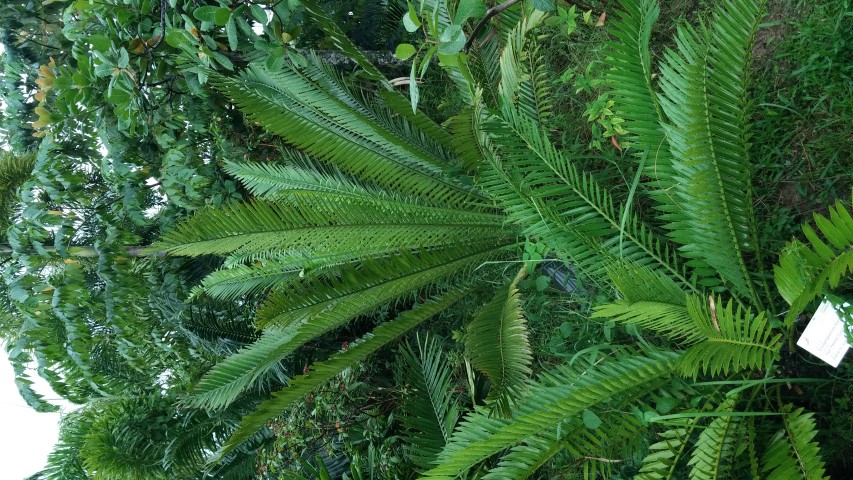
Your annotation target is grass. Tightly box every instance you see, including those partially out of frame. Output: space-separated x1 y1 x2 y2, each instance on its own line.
751 0 853 252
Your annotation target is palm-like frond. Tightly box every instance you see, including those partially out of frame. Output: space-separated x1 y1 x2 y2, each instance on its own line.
210 287 471 462
761 407 828 480
496 10 549 122
422 352 678 478
774 197 853 325
210 62 487 208
593 299 700 344
688 395 742 480
301 0 386 81
465 267 531 416
186 245 505 411
190 261 302 301
222 160 383 200
0 151 35 233
479 431 563 480
183 328 294 411
481 109 694 291
655 0 767 301
396 334 460 471
593 263 704 343
254 244 508 329
156 193 506 261
43 408 92 480
607 0 674 189
635 423 696 480
677 294 781 378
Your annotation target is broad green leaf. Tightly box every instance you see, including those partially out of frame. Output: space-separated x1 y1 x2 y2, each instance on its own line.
396 43 417 61
454 0 486 24
214 7 232 26
193 6 220 23
404 3 421 32
531 0 557 12
409 61 420 112
225 17 238 51
582 409 602 429
438 25 466 55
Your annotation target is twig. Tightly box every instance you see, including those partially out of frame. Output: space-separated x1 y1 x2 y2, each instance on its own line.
581 456 624 463
463 0 523 52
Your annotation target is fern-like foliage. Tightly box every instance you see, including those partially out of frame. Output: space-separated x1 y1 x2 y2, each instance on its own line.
479 430 564 480
687 395 743 480
774 196 853 325
635 423 695 480
761 407 828 480
421 352 678 478
208 62 485 208
0 150 35 233
655 0 768 300
480 107 693 291
210 286 471 462
222 159 383 200
465 266 532 416
396 334 460 471
677 294 781 378
607 0 674 190
593 263 703 343
156 193 506 262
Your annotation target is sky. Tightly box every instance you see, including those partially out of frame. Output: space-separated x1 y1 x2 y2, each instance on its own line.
0 353 68 479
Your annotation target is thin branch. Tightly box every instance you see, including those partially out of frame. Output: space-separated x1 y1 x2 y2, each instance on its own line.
463 0 522 52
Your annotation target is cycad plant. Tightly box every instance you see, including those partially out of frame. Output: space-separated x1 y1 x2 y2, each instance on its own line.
157 0 850 476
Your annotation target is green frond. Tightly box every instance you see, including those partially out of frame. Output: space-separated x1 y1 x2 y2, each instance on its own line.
156 193 507 261
422 352 678 478
607 260 688 305
497 10 548 118
183 328 294 411
181 302 259 344
593 262 703 343
482 412 646 480
376 90 456 151
211 63 486 207
761 407 828 480
480 109 694 291
447 102 489 171
255 244 509 329
635 420 699 480
0 151 35 233
495 10 551 125
465 267 532 416
607 0 675 189
396 334 460 471
677 295 781 378
593 300 700 344
567 413 648 479
210 287 472 463
43 408 91 480
656 0 767 301
223 160 382 200
688 395 742 480
187 245 507 411
191 261 301 301
163 411 230 475
774 197 853 325
480 431 564 480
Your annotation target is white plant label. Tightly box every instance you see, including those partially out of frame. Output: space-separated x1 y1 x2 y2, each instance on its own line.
797 299 852 368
